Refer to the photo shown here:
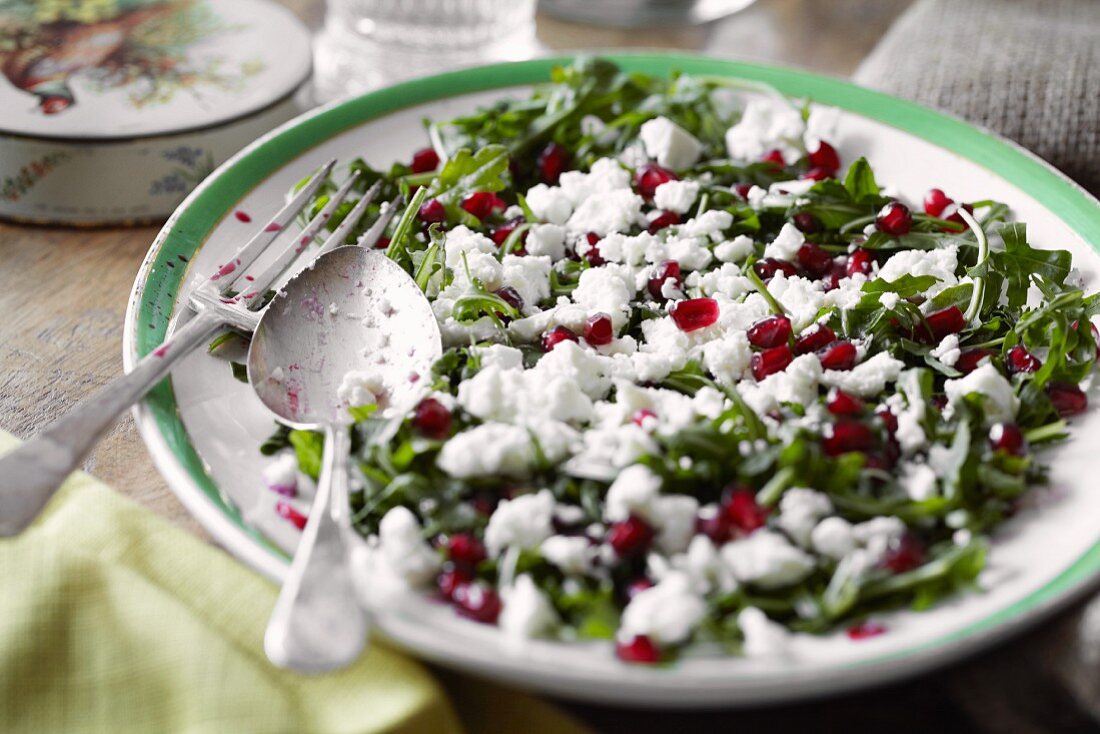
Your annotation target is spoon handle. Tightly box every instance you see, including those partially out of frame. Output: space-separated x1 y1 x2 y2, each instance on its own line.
0 309 224 536
264 423 367 673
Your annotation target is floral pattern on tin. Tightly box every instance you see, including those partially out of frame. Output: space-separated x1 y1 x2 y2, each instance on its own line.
1 151 71 201
148 144 214 196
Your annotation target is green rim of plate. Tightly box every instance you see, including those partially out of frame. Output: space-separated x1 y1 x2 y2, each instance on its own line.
134 53 1100 669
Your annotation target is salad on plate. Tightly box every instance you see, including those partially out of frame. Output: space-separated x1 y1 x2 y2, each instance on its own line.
243 58 1098 665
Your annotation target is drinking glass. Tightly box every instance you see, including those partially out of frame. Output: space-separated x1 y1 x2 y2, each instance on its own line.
540 0 756 27
315 0 539 101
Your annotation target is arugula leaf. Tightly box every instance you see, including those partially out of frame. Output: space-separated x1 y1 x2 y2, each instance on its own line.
843 157 880 202
969 223 1071 308
289 430 324 480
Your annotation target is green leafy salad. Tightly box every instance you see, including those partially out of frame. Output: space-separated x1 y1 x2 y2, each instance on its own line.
254 58 1098 664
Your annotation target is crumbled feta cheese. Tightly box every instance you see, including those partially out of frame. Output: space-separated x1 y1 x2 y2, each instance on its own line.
639 116 704 170
944 363 1020 423
443 225 497 269
376 506 440 586
559 157 633 206
811 516 856 560
501 254 551 312
930 334 961 367
654 179 701 214
500 574 558 639
572 263 635 329
484 489 557 555
899 461 938 501
525 184 573 225
437 422 574 478
763 222 804 261
738 607 791 657
540 535 593 575
655 494 700 554
337 368 386 407
767 272 826 330
852 516 906 563
724 97 806 162
666 235 714 272
878 246 959 293
566 189 645 237
530 340 613 399
691 263 754 299
894 369 928 454
474 344 524 371
678 210 733 241
879 292 900 310
714 235 755 263
739 354 822 414
820 352 905 397
605 464 662 522
721 529 816 588
776 488 834 546
803 105 841 150
619 571 707 645
262 452 298 496
525 223 567 260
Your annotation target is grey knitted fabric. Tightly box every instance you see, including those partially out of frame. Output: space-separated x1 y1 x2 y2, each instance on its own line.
854 0 1100 195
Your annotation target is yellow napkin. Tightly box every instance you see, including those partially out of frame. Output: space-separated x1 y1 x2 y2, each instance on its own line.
0 431 590 734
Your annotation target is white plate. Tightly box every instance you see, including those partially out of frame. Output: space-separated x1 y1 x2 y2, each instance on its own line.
124 54 1100 707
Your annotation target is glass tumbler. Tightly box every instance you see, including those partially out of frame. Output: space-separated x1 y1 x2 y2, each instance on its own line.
315 0 539 101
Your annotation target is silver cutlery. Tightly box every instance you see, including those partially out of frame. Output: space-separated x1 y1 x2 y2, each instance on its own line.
0 161 397 535
248 245 441 672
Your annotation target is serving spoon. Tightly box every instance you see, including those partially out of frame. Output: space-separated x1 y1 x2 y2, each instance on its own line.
248 245 441 673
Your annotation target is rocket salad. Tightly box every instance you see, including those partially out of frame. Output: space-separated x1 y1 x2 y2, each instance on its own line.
255 58 1098 664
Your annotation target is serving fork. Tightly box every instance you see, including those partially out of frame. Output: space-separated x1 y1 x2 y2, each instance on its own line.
0 160 399 535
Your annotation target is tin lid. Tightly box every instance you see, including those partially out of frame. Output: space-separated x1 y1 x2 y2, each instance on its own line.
0 0 312 140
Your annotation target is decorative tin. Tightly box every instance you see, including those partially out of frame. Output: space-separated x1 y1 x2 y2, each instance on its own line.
0 0 312 226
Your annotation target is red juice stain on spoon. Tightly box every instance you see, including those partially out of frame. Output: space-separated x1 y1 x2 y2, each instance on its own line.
264 222 282 232
234 210 252 223
152 344 169 358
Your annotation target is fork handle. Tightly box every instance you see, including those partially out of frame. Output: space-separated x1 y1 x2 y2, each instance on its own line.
0 309 225 535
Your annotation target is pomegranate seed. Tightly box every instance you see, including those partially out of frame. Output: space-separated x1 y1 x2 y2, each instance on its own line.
584 313 615 345
647 260 682 300
583 232 606 266
797 243 832 276
819 340 858 370
234 210 251 223
955 348 995 374
760 148 786 168
824 261 848 292
625 578 655 600
793 323 836 354
491 220 523 247
437 565 472 600
827 388 864 416
1047 382 1088 416
747 315 792 348
452 582 502 624
696 509 732 544
808 140 841 173
410 147 440 173
418 198 446 223
800 166 833 181
648 210 681 234
923 188 952 218
1006 345 1041 374
733 183 753 199
915 305 965 344
723 488 768 533
823 420 876 456
751 344 794 380
494 286 524 315
609 515 656 557
616 635 662 664
671 298 719 332
448 533 487 568
632 408 657 428
882 534 924 573
942 202 975 231
537 142 569 183
635 163 677 201
413 397 452 439
275 501 307 530
753 258 799 281
876 407 898 435
460 191 503 220
847 621 887 640
875 202 913 236
542 325 579 352
989 423 1026 456
846 248 874 277
793 212 822 235
375 236 391 250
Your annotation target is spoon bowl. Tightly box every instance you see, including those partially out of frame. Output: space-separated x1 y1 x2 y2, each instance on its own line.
248 244 441 673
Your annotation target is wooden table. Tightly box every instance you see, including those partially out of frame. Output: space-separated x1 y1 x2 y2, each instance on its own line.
3 1 1095 731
